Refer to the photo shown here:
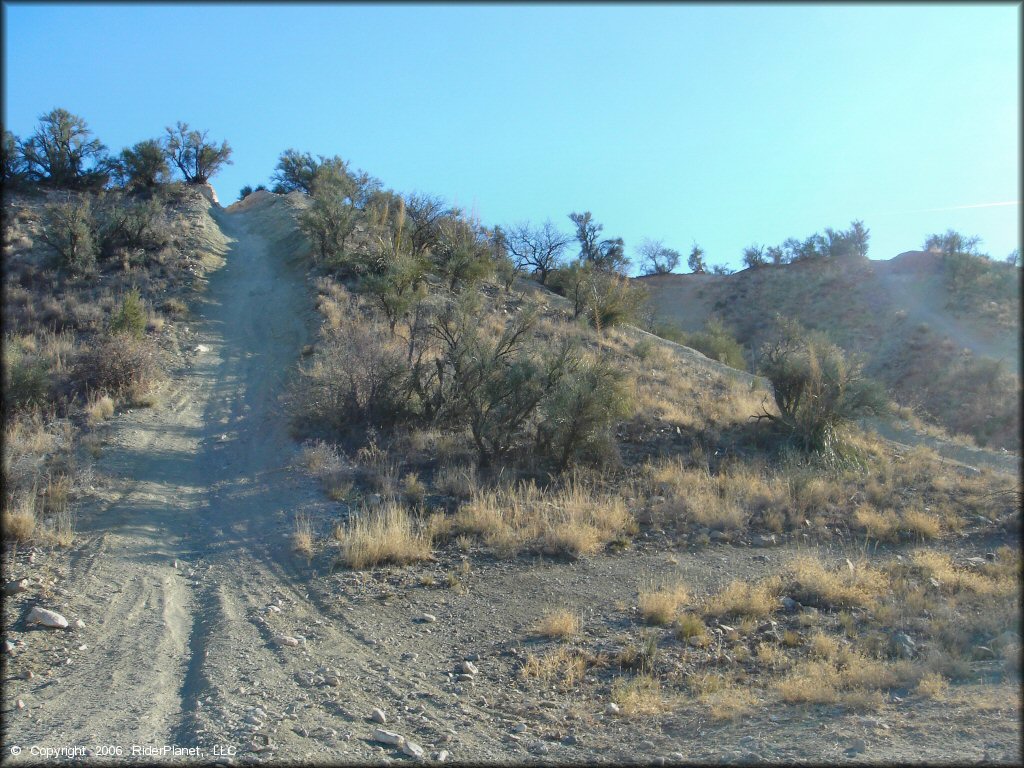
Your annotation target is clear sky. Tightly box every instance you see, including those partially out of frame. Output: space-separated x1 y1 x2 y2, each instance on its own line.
3 3 1020 272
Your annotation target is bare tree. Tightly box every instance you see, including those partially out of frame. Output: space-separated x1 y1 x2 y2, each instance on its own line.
503 219 572 285
637 238 681 275
163 122 232 184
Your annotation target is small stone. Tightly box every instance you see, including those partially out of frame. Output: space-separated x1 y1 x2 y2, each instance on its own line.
323 675 341 687
274 635 300 647
4 579 29 595
709 530 729 542
25 606 69 629
266 605 281 613
370 708 387 724
416 613 437 623
460 660 478 675
753 534 777 548
780 596 799 613
16 699 25 710
402 739 425 759
372 728 405 747
847 738 867 754
3 640 14 654
456 673 474 683
22 670 34 680
434 750 449 763
464 653 481 662
605 702 620 715
73 618 85 629
512 723 527 734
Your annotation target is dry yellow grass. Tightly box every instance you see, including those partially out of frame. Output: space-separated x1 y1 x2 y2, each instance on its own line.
85 394 115 425
520 646 589 688
611 674 668 715
854 503 898 542
2 492 37 543
676 612 708 641
702 686 758 721
910 549 1018 597
292 512 314 558
914 671 949 700
899 508 941 540
638 582 689 626
785 555 888 609
453 479 633 558
531 609 581 639
704 577 779 619
334 502 432 569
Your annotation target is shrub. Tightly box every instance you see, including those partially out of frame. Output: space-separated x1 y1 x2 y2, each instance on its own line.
755 318 885 454
2 342 51 414
74 333 161 397
638 582 689 626
537 350 632 470
684 318 747 370
96 196 168 261
39 199 97 274
109 289 147 338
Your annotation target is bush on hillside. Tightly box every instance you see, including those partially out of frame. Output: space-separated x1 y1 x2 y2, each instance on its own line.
39 199 97 275
74 333 162 397
756 319 885 455
109 289 147 339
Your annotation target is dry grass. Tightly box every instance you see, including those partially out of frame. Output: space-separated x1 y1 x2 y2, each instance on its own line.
854 503 898 542
434 464 480 500
704 577 779 619
2 491 38 542
531 609 581 639
453 479 633 559
914 671 949 700
899 508 942 540
292 512 314 558
909 548 1018 597
85 394 115 425
300 440 353 500
701 686 759 720
610 674 668 716
520 646 590 688
785 555 888 610
334 502 432 569
676 612 708 641
638 582 689 626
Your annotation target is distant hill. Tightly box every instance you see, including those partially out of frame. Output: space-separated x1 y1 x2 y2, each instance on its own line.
638 252 1021 450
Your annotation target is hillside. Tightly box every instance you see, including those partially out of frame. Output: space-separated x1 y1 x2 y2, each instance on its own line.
638 252 1021 450
3 181 1020 765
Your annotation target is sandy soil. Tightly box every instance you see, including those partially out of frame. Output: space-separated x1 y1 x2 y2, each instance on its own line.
2 198 1020 765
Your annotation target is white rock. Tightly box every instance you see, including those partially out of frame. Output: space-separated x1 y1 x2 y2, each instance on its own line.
460 660 478 675
25 606 68 629
605 702 620 715
434 750 449 763
274 635 300 647
402 739 425 759
16 699 25 710
73 618 85 629
194 344 209 353
417 613 437 623
512 723 527 733
370 707 387 724
372 728 405 747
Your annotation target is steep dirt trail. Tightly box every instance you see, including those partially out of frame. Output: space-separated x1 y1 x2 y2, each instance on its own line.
4 198 514 763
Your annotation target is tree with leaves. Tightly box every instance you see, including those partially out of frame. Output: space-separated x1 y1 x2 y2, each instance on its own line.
637 238 681 275
114 139 171 190
687 244 707 273
2 129 26 185
503 220 572 284
742 244 767 269
20 108 108 188
163 122 232 184
568 211 629 274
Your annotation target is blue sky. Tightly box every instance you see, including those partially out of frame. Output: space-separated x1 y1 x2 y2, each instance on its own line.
3 3 1019 271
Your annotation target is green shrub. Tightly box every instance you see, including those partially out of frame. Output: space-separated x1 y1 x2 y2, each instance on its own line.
756 319 885 455
96 196 168 261
537 351 633 470
109 289 147 338
685 318 747 370
2 342 50 413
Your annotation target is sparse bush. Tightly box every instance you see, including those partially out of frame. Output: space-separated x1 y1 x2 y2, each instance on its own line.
114 139 171 190
39 199 97 274
2 342 51 414
163 122 232 184
74 333 162 397
531 609 581 639
96 196 169 261
21 108 108 189
756 318 885 454
684 317 747 370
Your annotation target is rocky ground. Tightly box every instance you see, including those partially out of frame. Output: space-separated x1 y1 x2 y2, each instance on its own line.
2 195 1020 765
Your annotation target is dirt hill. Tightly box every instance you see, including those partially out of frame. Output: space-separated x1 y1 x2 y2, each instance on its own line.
638 253 1021 450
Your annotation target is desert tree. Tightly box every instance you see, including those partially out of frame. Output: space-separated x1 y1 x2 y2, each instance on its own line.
847 220 869 258
20 108 108 188
163 122 232 184
710 263 734 275
298 175 360 273
637 238 681 275
568 211 629 274
1006 249 1020 267
2 129 26 185
272 149 354 196
38 198 98 274
687 244 707 273
742 244 767 269
503 219 572 285
114 139 171 191
430 215 493 291
405 193 454 257
923 229 982 257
